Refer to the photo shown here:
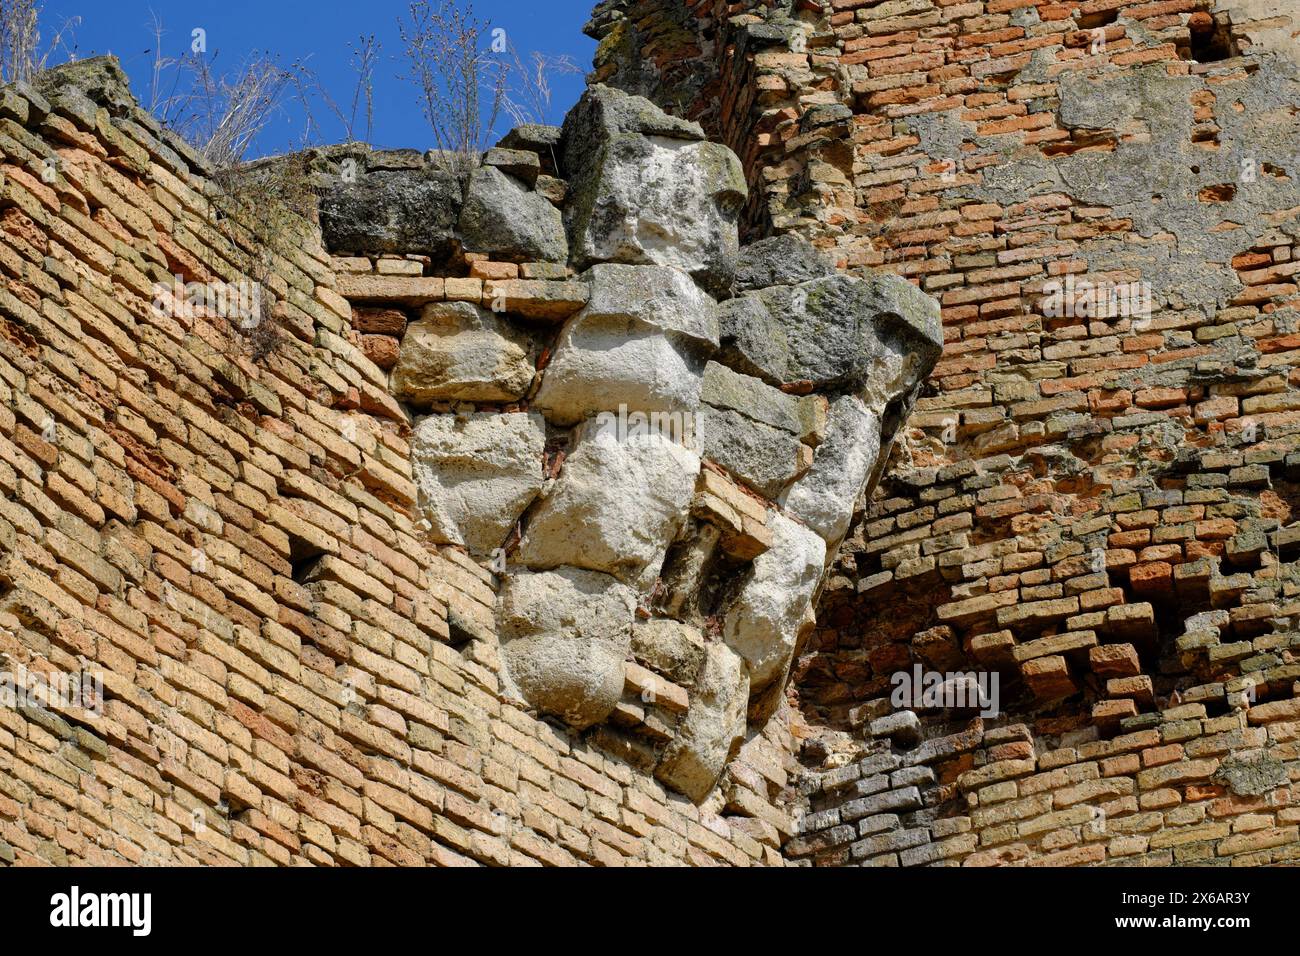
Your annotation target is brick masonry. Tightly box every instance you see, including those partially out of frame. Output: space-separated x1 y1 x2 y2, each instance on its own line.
4 0 1300 869
0 65 795 867
589 0 1300 864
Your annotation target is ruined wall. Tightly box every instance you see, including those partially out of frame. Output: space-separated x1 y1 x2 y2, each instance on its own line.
309 79 943 850
0 61 810 867
8 0 1300 870
591 0 1300 865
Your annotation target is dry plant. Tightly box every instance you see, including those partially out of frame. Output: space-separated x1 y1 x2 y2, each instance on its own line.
305 33 381 144
147 20 324 363
147 12 185 118
157 51 303 169
0 0 38 84
501 46 580 129
398 0 505 177
345 34 380 143
501 44 580 174
0 0 78 85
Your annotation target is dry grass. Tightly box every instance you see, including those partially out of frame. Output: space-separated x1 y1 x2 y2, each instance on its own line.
0 0 78 86
343 34 380 144
299 34 381 145
398 1 583 176
399 0 506 177
154 51 304 169
501 46 581 129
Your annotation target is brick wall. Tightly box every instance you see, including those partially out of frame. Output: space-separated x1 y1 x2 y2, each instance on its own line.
7 0 1300 869
0 63 794 867
590 0 1300 864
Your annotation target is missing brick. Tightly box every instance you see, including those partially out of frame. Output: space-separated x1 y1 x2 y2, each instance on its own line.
1186 12 1239 63
289 547 326 584
1198 183 1237 202
1077 7 1119 30
446 605 491 649
1040 130 1118 158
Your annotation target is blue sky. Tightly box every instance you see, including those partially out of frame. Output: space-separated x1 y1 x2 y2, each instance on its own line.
37 0 597 157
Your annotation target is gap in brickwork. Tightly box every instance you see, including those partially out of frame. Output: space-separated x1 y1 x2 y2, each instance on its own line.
1077 8 1120 30
1187 13 1241 63
290 552 325 584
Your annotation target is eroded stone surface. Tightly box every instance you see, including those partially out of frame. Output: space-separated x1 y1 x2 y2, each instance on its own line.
564 87 745 296
498 567 636 729
518 422 700 588
855 274 945 415
700 360 801 433
698 361 806 498
632 618 707 686
1213 754 1290 797
655 641 749 802
459 165 567 263
699 406 804 499
533 309 706 426
715 294 792 388
725 274 942 393
562 84 705 156
734 233 835 292
782 395 882 545
723 512 826 694
410 411 545 554
390 301 536 404
583 262 719 349
320 168 462 256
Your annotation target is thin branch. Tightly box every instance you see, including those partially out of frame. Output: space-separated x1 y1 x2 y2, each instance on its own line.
0 0 79 85
398 0 505 177
501 46 580 128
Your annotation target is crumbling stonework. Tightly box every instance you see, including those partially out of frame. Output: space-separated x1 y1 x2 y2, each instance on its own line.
0 40 940 864
0 62 798 866
6 0 1300 869
588 0 1300 865
320 81 942 809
